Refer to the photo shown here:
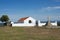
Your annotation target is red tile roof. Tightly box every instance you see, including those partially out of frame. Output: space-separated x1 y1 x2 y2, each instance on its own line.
18 17 29 22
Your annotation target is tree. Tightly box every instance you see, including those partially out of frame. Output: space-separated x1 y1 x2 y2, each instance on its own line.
0 15 9 22
0 18 1 21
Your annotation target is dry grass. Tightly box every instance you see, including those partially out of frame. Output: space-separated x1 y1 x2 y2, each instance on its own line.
0 26 60 40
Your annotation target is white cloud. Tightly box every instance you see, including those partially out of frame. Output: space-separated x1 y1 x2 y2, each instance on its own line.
41 6 60 11
53 0 60 2
47 6 60 9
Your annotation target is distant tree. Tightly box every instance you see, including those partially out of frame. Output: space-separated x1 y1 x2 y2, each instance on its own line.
0 15 10 26
0 15 9 22
0 18 1 21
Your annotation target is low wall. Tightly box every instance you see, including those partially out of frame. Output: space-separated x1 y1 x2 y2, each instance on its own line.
38 20 46 27
38 21 57 27
51 23 57 26
38 23 46 27
11 22 36 27
11 21 57 27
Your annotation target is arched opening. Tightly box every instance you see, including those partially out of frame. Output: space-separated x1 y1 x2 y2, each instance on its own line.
29 20 32 23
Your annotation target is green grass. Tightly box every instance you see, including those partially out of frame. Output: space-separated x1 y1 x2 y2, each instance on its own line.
0 26 60 40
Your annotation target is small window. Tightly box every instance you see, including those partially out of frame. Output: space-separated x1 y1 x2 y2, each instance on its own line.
29 20 32 23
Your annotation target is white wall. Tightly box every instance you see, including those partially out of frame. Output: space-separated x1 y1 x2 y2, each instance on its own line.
51 21 57 26
38 20 46 27
11 22 35 27
38 20 57 27
24 17 36 24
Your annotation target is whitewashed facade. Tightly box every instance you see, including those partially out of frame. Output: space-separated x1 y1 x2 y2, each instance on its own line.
38 20 57 27
38 20 46 27
11 17 57 27
11 17 36 27
51 21 57 26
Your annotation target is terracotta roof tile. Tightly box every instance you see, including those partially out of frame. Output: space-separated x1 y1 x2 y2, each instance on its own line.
18 17 29 22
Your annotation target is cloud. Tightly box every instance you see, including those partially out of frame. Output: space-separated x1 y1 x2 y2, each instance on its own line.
47 6 60 9
53 0 60 2
37 6 60 17
41 6 60 11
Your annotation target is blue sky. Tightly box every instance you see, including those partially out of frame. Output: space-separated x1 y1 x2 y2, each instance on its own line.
0 0 60 22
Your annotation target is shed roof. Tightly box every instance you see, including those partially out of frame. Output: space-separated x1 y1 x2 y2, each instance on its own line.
18 17 29 22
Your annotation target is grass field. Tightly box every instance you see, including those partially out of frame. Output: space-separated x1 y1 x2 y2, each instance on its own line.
0 26 60 40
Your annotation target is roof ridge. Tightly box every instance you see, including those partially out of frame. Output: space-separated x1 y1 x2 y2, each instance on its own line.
18 17 29 22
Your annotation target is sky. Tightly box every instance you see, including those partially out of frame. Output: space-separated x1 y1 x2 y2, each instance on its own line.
0 0 60 22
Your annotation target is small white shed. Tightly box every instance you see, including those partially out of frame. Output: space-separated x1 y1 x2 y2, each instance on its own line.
11 17 36 27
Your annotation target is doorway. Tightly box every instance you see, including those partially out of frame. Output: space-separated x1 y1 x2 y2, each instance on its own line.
36 20 38 26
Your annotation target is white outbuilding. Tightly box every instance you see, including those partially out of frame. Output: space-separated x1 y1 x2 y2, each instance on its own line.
11 17 36 27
